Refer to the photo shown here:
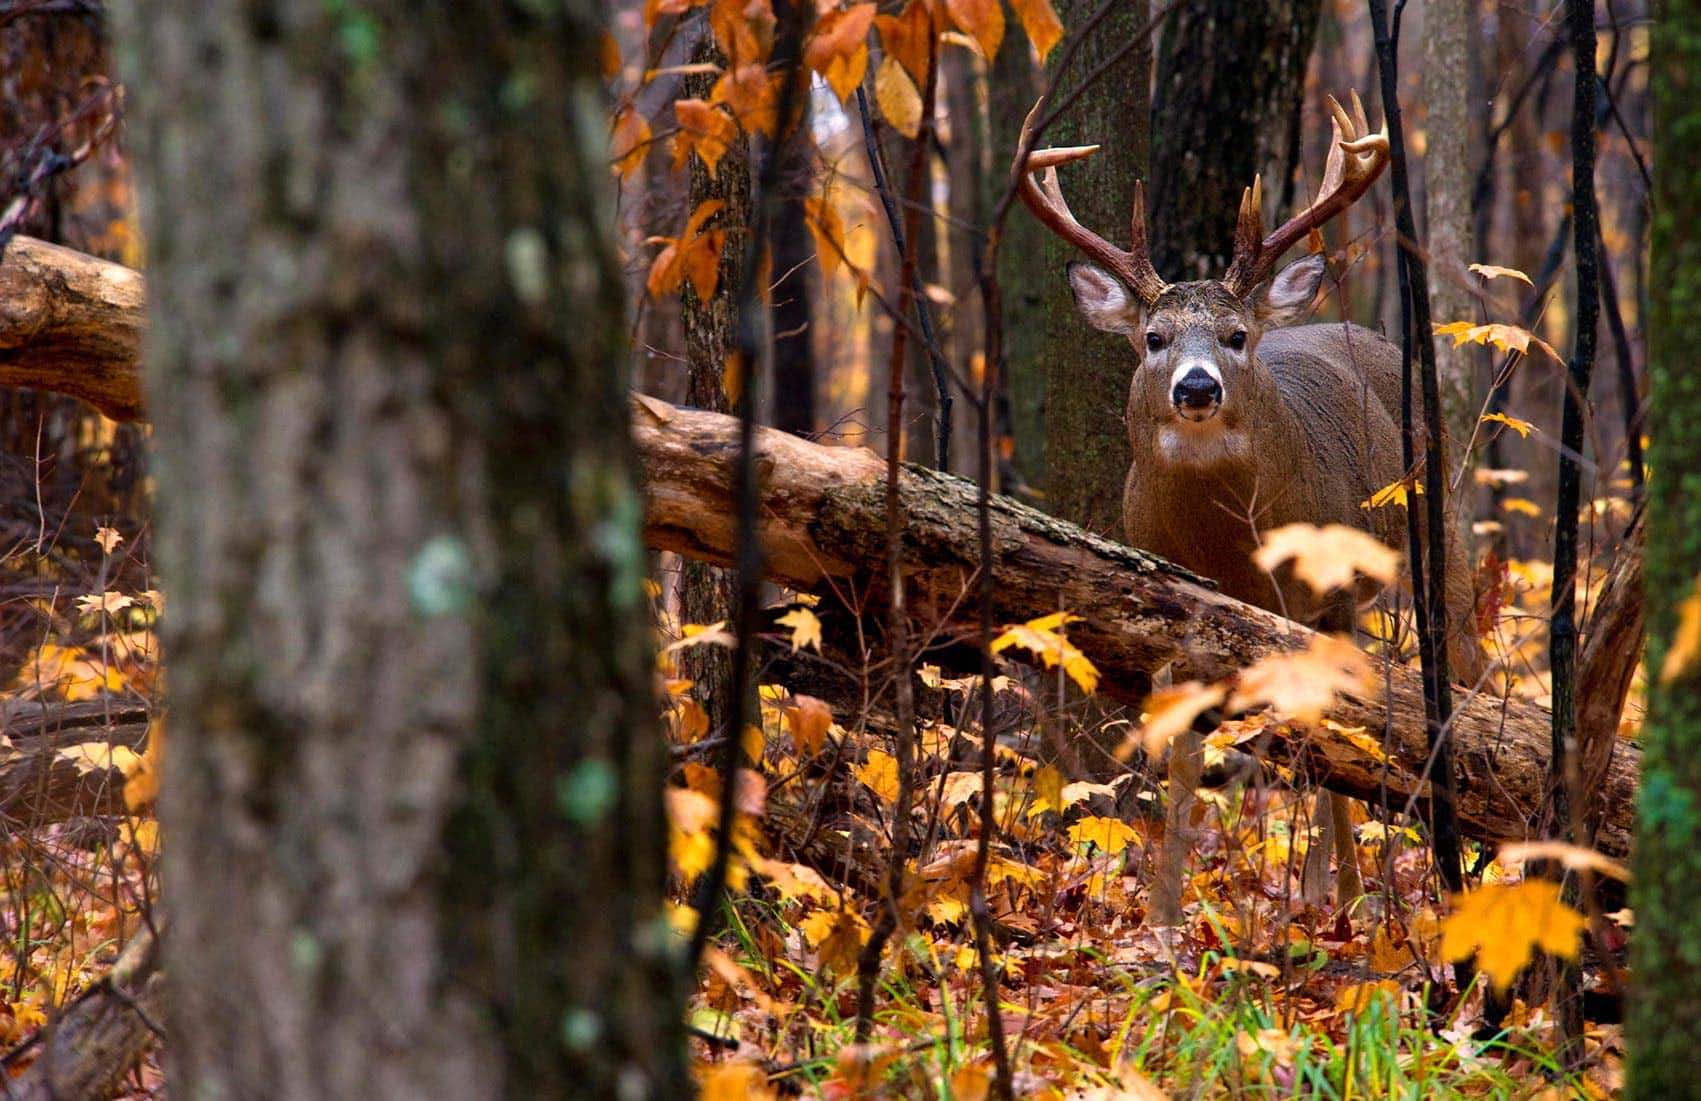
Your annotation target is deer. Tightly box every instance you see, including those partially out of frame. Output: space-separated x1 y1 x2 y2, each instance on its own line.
1014 93 1484 916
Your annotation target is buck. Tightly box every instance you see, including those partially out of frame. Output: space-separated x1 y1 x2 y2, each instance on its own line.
1015 93 1482 908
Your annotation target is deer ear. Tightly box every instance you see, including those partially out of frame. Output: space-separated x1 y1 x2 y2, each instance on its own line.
1068 262 1141 334
1256 253 1326 325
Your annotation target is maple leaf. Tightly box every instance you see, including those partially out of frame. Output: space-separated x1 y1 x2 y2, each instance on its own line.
1661 573 1701 684
1068 815 1139 855
1432 320 1561 361
1024 763 1064 820
873 56 923 138
799 906 870 974
945 0 1004 59
782 693 833 756
1440 880 1585 990
774 605 822 652
855 748 900 802
1122 681 1225 760
990 611 1099 694
610 106 651 179
56 742 142 777
1468 262 1535 285
666 619 737 652
1229 635 1374 725
673 98 740 173
1009 0 1063 59
1360 477 1423 510
75 591 136 617
94 526 123 555
1253 522 1400 597
803 4 875 102
874 0 934 85
1480 411 1537 438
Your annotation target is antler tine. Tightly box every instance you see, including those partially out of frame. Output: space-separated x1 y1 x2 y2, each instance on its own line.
1223 91 1391 297
1013 97 1168 304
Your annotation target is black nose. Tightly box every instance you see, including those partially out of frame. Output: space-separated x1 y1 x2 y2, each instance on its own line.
1172 369 1222 409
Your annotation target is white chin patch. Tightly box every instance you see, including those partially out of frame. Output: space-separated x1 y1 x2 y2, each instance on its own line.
1157 420 1249 467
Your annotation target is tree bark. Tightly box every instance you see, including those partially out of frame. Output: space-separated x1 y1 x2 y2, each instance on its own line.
0 236 144 420
1628 9 1701 1089
1148 0 1322 280
123 4 687 1097
1000 0 1151 536
632 395 1639 860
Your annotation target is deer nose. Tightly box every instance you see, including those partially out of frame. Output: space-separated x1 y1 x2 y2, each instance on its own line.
1171 368 1223 411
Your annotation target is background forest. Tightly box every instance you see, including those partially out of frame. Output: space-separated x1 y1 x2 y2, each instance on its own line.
0 0 1689 1097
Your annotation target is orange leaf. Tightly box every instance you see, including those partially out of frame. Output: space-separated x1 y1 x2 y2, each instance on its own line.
709 0 776 67
1008 0 1062 61
711 62 781 137
1253 522 1400 597
610 106 651 179
783 694 833 756
674 98 739 173
803 195 846 280
1229 635 1374 724
804 4 876 102
874 56 923 138
945 0 1004 59
1440 880 1584 990
875 0 935 85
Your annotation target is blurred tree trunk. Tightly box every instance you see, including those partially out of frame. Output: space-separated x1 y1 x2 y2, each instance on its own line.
771 100 817 437
999 0 1152 536
1628 9 1701 1091
124 3 688 1096
680 32 751 733
1148 0 1321 280
1423 0 1479 471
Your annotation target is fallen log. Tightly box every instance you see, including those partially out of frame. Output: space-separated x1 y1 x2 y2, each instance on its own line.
0 237 146 421
633 396 1639 860
0 700 151 826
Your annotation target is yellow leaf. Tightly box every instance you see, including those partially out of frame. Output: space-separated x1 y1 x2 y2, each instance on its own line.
1335 978 1402 1015
949 1064 992 1101
1480 411 1537 438
1008 0 1063 60
1229 635 1374 725
56 742 142 777
1025 763 1064 819
1440 880 1585 990
803 4 876 102
873 56 923 138
798 906 870 974
775 605 822 652
1253 522 1400 597
1468 263 1534 286
802 195 846 281
1502 496 1543 517
875 0 935 85
125 717 164 811
1068 815 1139 855
1360 477 1423 510
610 106 651 179
855 748 900 802
990 612 1098 694
15 643 125 701
700 1060 776 1101
1661 573 1701 684
1431 320 1561 361
1498 841 1631 883
1323 718 1387 765
666 620 737 652
94 526 123 555
1123 681 1225 760
945 0 1004 59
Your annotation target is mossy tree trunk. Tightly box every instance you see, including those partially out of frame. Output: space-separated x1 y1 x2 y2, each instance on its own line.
1628 8 1701 1093
999 0 1152 536
123 3 687 1096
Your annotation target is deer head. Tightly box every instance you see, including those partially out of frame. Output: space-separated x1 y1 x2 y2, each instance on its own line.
1014 93 1389 466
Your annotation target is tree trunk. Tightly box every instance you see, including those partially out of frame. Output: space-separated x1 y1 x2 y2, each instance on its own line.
123 5 687 1097
1422 0 1480 468
1628 11 1701 1090
632 396 1641 860
770 94 817 437
1148 0 1322 280
1002 0 1152 536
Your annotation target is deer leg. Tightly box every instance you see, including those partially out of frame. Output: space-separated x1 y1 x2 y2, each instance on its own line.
1150 729 1202 927
1300 789 1334 904
1329 792 1363 903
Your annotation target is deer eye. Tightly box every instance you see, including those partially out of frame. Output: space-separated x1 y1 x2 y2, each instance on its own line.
1226 330 1247 351
1145 331 1165 353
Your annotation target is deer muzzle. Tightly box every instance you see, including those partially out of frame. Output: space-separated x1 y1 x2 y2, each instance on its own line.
1170 365 1223 421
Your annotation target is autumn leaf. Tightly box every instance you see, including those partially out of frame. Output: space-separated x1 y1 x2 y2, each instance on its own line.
1008 0 1063 60
1360 477 1423 510
610 106 651 179
1253 522 1400 597
666 619 737 652
1440 880 1585 990
56 742 142 777
803 195 847 280
1122 680 1225 760
708 0 776 67
1498 840 1631 883
874 56 923 138
945 0 1004 59
1432 320 1561 361
1661 573 1701 684
990 611 1099 694
75 591 136 617
1468 262 1534 285
799 906 870 974
1480 411 1537 438
1229 635 1374 724
875 0 934 84
1024 763 1064 820
94 526 123 555
674 98 740 173
803 3 876 102
775 605 822 652
125 717 164 811
783 694 833 756
647 199 728 302
700 1060 776 1101
1501 496 1543 517
855 748 900 802
711 62 781 137
1068 815 1139 855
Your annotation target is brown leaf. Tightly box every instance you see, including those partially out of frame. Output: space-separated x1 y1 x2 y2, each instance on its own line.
875 0 935 84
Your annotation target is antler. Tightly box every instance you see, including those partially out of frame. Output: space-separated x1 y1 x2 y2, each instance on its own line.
1013 99 1168 305
1222 91 1390 297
